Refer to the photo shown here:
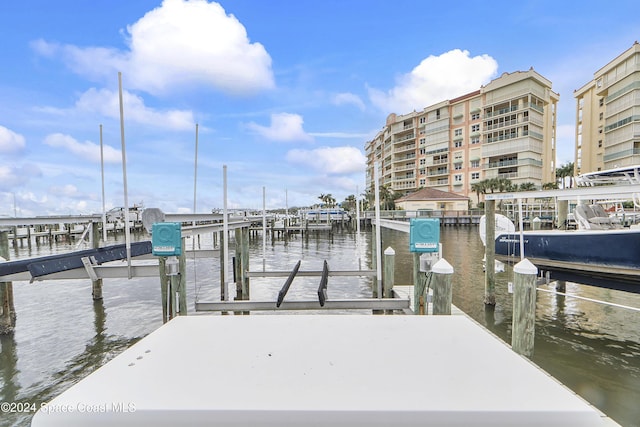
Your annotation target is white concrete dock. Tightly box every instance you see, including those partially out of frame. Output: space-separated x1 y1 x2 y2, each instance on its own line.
31 315 613 426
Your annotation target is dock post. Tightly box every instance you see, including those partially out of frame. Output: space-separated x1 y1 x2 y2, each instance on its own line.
178 238 187 315
371 224 377 297
532 217 541 230
432 258 454 315
557 200 568 230
512 258 538 357
219 230 226 302
413 253 426 315
234 228 243 301
241 226 250 307
91 222 103 300
383 247 395 315
158 257 168 323
484 199 496 305
0 229 16 334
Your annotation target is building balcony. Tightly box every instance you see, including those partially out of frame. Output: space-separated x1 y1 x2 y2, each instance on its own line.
426 160 448 168
394 163 416 172
394 133 416 143
484 105 518 118
427 168 448 176
394 143 417 154
392 154 416 163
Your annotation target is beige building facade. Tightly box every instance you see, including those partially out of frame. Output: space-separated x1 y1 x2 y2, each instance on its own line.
574 42 640 174
365 69 559 205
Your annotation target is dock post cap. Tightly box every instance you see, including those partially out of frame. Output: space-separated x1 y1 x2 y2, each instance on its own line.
431 258 454 274
514 258 538 275
384 246 395 256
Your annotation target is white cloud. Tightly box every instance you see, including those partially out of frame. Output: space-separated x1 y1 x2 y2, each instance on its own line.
75 88 195 131
0 164 42 191
286 146 365 175
368 49 498 113
333 92 365 111
309 131 373 139
49 184 80 198
32 0 274 96
246 113 313 143
43 133 121 163
0 125 26 153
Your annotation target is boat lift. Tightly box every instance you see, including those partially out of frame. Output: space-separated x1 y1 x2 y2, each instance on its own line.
194 260 411 313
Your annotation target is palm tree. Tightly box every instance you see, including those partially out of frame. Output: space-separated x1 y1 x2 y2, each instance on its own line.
518 182 536 191
342 194 357 212
325 194 336 208
556 162 575 189
471 180 488 205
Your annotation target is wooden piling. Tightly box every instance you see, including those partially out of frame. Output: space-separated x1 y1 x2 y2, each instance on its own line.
532 217 541 231
241 226 250 303
158 257 168 323
178 239 187 315
511 258 538 357
557 200 568 230
383 247 395 315
371 224 377 296
432 258 454 315
484 199 496 305
0 229 16 334
234 228 243 301
91 222 103 300
219 230 226 301
413 253 426 315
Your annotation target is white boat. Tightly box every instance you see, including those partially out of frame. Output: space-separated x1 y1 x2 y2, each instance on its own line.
481 166 640 285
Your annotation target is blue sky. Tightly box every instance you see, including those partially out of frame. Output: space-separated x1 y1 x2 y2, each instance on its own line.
0 0 637 216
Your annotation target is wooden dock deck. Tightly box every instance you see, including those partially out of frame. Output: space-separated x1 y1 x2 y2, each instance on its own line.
31 315 615 426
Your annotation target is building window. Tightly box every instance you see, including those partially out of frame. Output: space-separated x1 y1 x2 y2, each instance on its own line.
419 178 426 185
471 172 480 180
454 174 462 182
598 140 603 148
419 158 426 165
454 141 463 148
454 129 462 136
419 148 426 154
471 137 480 144
599 98 604 107
419 117 426 124
599 112 603 121
419 138 426 144
471 112 480 120
471 124 480 132
419 169 426 175
436 109 441 119
454 163 462 170
471 160 480 168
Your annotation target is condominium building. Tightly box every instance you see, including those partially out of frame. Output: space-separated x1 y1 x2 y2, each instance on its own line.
365 69 559 205
574 42 640 174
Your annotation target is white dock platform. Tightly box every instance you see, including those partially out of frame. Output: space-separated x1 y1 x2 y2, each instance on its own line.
32 315 612 426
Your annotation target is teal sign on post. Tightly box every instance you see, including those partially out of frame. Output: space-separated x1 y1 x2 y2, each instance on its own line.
409 218 440 252
152 222 182 256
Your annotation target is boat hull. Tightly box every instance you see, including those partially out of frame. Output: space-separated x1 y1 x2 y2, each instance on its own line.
495 229 640 271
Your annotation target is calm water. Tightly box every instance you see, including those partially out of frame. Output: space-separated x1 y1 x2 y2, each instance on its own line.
1 226 639 426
